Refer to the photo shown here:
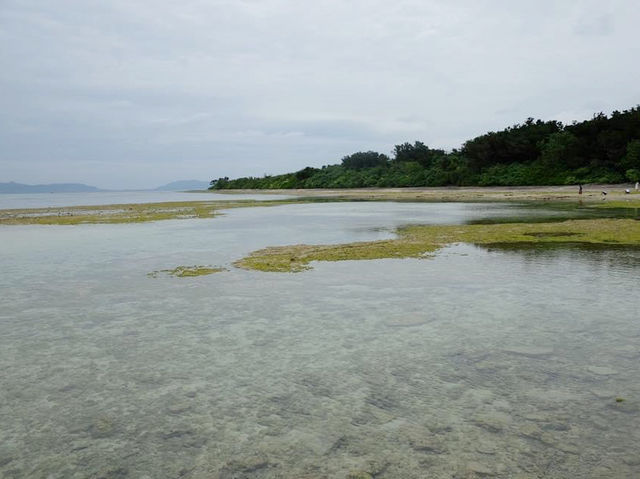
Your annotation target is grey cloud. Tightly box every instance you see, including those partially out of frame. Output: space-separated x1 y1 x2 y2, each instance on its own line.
1 0 639 188
574 14 614 36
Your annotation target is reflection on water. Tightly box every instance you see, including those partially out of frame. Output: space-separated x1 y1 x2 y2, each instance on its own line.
1 202 639 478
466 201 640 224
484 241 640 271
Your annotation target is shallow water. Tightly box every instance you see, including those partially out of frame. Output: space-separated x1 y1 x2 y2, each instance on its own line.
0 190 294 210
1 202 639 478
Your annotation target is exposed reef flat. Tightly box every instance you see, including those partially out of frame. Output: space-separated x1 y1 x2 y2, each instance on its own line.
1 185 639 225
147 265 227 278
0 199 302 225
234 218 640 272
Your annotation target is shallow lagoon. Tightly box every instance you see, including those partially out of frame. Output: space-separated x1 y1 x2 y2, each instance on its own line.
0 190 294 210
1 201 639 478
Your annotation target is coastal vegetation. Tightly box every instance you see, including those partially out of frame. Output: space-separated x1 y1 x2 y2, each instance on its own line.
210 107 640 189
234 218 640 272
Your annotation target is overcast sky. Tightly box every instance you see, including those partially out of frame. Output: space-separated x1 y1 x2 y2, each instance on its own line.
1 0 639 189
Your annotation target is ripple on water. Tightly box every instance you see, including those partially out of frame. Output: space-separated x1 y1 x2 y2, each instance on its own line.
1 202 639 477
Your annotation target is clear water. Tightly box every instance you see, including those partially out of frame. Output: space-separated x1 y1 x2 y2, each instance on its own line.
0 191 294 210
1 202 639 478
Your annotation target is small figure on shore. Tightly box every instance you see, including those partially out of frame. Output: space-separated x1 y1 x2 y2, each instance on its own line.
601 190 607 200
578 184 582 195
636 181 639 191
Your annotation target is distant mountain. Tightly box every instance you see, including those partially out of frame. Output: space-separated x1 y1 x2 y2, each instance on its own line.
0 182 102 194
155 180 210 191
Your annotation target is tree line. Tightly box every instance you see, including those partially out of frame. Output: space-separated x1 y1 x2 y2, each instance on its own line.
210 106 640 189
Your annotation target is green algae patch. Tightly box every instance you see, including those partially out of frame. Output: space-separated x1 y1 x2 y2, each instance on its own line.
235 218 640 272
147 265 227 278
0 199 309 225
234 239 439 272
523 231 580 238
591 199 640 209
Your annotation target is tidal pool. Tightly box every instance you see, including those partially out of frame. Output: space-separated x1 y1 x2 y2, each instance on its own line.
0 201 638 478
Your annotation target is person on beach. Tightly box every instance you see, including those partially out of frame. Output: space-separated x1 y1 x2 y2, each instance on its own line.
578 184 582 195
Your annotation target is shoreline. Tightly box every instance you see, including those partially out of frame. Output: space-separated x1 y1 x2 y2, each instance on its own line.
1 185 639 225
209 184 640 204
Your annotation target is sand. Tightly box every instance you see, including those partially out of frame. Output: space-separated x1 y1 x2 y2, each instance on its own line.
211 184 640 204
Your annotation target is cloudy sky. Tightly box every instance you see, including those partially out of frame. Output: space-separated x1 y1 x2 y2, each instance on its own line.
1 0 639 189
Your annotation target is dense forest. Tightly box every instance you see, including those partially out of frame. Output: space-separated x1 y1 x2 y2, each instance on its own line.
210 107 640 189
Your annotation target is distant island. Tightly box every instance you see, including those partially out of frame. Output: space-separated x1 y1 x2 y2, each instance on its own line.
155 180 210 191
0 180 212 194
0 182 102 194
210 106 640 190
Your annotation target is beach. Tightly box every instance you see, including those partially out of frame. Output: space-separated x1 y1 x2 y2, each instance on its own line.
212 184 640 204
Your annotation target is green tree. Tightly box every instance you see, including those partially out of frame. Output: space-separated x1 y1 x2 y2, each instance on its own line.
209 177 230 189
621 140 640 170
539 131 581 168
626 169 640 182
211 106 640 189
393 141 444 168
295 167 319 181
341 151 389 169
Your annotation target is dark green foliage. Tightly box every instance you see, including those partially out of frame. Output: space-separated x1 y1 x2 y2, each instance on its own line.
341 151 390 169
393 141 445 168
622 139 640 170
210 177 229 188
462 118 563 172
539 131 581 169
565 109 640 170
211 106 640 189
626 169 640 182
295 167 319 180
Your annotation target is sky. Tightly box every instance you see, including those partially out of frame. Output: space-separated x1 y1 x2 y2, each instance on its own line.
1 0 639 189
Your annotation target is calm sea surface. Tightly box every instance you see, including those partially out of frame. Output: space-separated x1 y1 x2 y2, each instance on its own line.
1 198 638 478
0 190 293 209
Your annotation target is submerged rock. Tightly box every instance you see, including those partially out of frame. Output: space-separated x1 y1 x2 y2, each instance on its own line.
503 346 553 358
0 453 14 468
384 315 430 327
88 416 116 439
622 455 640 466
554 442 580 455
518 424 542 440
218 457 274 479
95 466 129 479
473 413 511 433
167 401 192 415
608 399 640 414
409 436 447 454
475 442 498 455
346 472 373 479
541 421 571 432
465 461 496 476
586 366 618 376
590 389 616 399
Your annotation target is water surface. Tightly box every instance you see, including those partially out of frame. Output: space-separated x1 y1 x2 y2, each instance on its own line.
0 190 294 210
1 201 638 478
